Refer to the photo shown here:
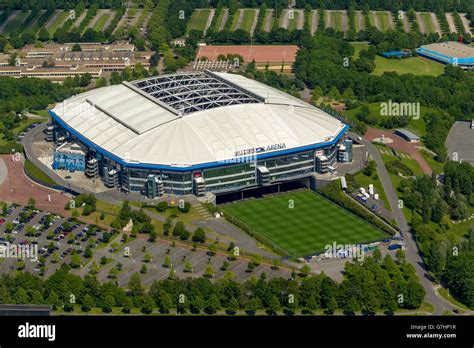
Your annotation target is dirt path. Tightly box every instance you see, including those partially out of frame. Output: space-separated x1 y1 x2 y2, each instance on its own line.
218 8 228 31
340 10 348 32
264 9 273 32
279 9 289 29
445 13 457 33
87 9 110 30
296 9 304 30
399 11 410 32
204 8 215 35
364 128 432 175
45 10 61 30
0 10 19 32
72 10 86 28
430 12 442 35
102 9 116 31
324 10 331 29
355 10 364 31
311 10 318 34
370 11 381 31
386 11 395 30
460 13 472 34
250 9 259 35
234 9 244 30
415 12 428 33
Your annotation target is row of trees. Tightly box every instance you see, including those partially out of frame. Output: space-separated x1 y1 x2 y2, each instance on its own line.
398 161 474 308
293 35 473 160
0 249 425 314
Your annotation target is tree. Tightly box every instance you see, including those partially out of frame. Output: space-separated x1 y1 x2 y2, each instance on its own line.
204 265 215 278
141 294 155 314
72 43 82 52
128 273 143 297
102 295 115 313
192 227 206 243
246 297 261 314
172 221 186 237
38 27 50 42
272 259 281 270
205 294 221 314
46 290 62 310
300 264 311 277
208 243 218 256
81 294 94 312
27 197 35 208
267 295 281 315
140 264 147 274
158 290 172 314
163 255 172 268
184 261 193 273
190 294 204 313
226 296 239 314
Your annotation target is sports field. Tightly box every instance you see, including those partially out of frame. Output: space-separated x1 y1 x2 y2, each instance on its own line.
187 9 211 33
330 11 344 31
239 9 256 32
221 190 388 257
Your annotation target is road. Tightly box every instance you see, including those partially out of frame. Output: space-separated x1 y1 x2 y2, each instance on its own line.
350 131 456 315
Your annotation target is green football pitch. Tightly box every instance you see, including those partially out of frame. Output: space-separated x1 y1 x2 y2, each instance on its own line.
221 190 388 257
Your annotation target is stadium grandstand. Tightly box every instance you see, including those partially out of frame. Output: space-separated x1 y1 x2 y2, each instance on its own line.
416 41 474 70
48 70 351 197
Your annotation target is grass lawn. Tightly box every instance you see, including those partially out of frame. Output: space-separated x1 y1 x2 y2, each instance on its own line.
330 11 343 31
420 149 444 174
230 10 240 31
24 159 57 186
93 13 111 32
221 190 387 257
344 102 441 141
350 42 369 58
420 12 435 33
287 11 299 31
373 56 445 76
4 10 29 33
368 12 376 27
354 170 391 211
47 11 69 35
187 9 211 33
376 11 392 32
213 9 226 31
239 9 257 32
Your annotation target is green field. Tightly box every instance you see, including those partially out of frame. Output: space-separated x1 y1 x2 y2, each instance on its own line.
93 13 111 31
187 9 211 33
213 9 226 31
352 38 442 75
287 10 300 31
4 10 29 33
419 12 436 33
330 11 343 31
368 12 376 27
47 11 69 36
239 9 256 32
230 10 240 31
373 56 445 76
376 11 392 32
221 190 387 257
345 101 442 140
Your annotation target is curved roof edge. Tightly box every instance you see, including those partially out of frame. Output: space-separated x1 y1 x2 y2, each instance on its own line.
49 109 349 172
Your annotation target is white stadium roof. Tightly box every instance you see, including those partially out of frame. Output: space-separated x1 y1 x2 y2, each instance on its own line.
51 71 347 169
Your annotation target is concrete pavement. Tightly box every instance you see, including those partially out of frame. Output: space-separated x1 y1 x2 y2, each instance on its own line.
350 131 455 315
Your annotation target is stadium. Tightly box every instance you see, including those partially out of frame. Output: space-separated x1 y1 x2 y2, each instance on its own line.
48 70 351 198
416 41 474 70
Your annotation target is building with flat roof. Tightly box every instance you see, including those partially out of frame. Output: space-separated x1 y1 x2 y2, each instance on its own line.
416 41 474 69
395 129 420 143
48 71 350 197
0 42 152 81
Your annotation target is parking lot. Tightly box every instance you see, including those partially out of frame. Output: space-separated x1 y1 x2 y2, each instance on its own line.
0 204 292 284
